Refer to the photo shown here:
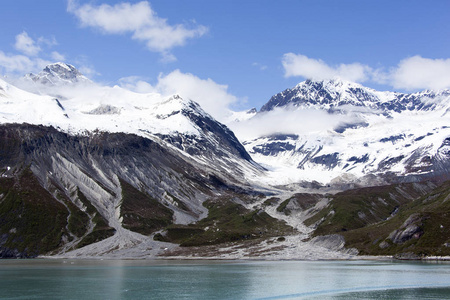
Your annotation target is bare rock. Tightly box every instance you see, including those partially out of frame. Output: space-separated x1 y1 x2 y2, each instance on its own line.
387 213 424 244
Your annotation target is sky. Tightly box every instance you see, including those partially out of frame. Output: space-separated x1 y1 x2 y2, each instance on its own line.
1 0 450 116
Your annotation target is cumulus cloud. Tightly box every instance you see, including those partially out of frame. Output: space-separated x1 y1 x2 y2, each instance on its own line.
14 32 41 56
118 76 155 93
389 56 450 91
119 70 239 122
77 65 99 79
0 52 33 73
67 1 208 60
0 31 66 76
282 53 372 82
51 51 66 62
282 53 450 91
0 51 52 74
228 106 351 141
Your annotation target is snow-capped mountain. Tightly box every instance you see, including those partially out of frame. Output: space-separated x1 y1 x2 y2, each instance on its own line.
2 64 450 259
260 79 450 114
0 64 268 257
24 62 91 86
0 73 259 180
243 79 450 187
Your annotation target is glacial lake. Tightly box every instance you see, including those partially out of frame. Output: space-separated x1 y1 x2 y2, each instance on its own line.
1 259 450 299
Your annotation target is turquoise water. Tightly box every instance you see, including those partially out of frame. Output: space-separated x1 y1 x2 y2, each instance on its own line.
0 259 450 299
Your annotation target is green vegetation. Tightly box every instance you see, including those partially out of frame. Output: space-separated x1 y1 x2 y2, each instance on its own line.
304 183 429 234
76 189 115 249
0 169 69 257
0 166 116 255
66 200 89 238
277 193 323 216
119 178 173 235
156 198 291 246
276 199 290 214
305 181 450 256
76 225 116 249
262 197 279 207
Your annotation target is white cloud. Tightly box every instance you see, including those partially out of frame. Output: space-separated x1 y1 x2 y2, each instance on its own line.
390 56 450 91
67 1 151 33
118 76 155 93
282 53 450 91
282 53 371 82
38 36 58 48
0 51 34 73
228 107 350 141
14 32 41 56
252 62 267 71
0 31 65 76
119 70 239 122
0 51 52 75
78 65 99 78
160 52 177 63
51 51 66 62
67 1 207 59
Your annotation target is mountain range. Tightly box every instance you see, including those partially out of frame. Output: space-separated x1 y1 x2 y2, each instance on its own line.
0 63 449 259
242 78 450 188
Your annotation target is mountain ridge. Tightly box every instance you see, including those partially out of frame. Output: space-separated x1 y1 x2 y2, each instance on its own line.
0 75 260 177
260 78 450 114
242 78 450 187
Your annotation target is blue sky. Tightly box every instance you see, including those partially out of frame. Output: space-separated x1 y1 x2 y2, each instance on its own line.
1 0 450 113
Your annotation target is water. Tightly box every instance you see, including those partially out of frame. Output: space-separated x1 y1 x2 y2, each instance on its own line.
1 259 450 299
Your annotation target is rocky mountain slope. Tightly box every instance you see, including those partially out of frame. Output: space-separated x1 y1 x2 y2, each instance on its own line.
0 64 272 258
303 180 450 257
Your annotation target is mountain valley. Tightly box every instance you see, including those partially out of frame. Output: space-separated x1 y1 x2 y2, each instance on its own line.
0 64 449 259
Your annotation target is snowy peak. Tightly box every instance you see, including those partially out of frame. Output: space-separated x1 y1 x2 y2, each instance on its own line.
0 78 257 173
259 79 450 113
260 79 394 112
0 81 201 137
25 62 90 86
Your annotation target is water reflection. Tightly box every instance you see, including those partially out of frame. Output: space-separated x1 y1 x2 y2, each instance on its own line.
0 259 449 299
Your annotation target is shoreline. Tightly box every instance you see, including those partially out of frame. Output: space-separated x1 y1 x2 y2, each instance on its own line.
34 254 450 262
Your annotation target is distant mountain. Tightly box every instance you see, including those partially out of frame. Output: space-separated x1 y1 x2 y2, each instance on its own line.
244 79 450 187
24 62 91 86
260 79 450 114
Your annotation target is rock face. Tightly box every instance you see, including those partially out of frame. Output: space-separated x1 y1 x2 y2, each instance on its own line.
387 214 425 244
0 123 263 257
310 234 358 255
